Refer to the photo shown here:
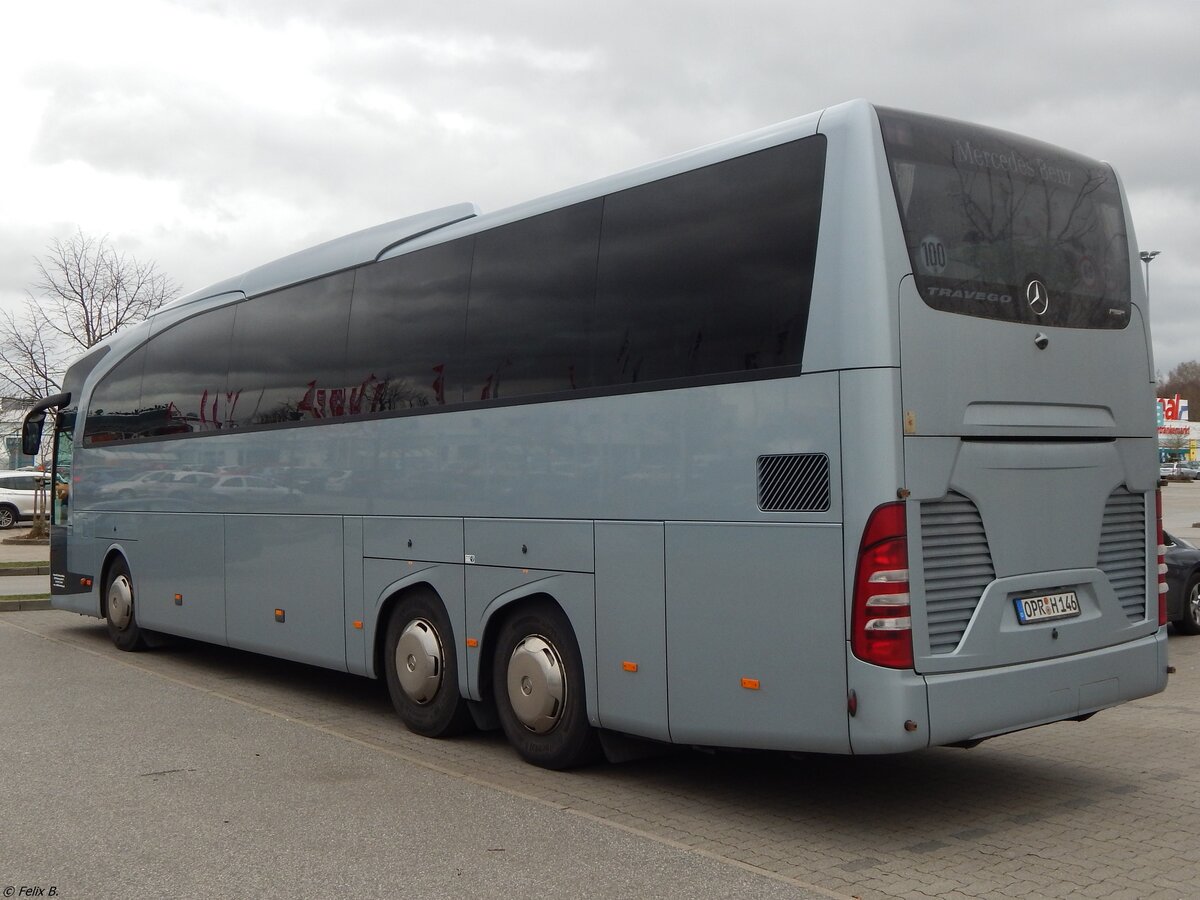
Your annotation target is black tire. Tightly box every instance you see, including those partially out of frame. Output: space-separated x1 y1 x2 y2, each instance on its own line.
383 589 473 738
0 505 17 529
491 600 600 770
1179 574 1200 635
104 557 147 651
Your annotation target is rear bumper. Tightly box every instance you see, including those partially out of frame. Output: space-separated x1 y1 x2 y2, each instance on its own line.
924 629 1168 746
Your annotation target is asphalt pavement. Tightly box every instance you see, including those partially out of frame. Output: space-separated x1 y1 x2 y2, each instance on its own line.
0 613 818 900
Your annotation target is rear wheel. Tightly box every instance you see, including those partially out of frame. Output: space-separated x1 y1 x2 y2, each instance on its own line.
1179 574 1200 635
383 589 473 737
0 504 17 529
492 600 600 769
105 558 147 651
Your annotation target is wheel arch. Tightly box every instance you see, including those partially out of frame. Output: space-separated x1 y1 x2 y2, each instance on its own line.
476 590 558 717
475 574 598 727
97 545 133 620
371 580 450 683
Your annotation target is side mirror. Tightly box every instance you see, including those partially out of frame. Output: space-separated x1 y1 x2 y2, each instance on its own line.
21 413 45 457
20 392 71 457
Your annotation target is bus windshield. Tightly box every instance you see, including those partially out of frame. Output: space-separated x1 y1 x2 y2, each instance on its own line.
877 106 1131 329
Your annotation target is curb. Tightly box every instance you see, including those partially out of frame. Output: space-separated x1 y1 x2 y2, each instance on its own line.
0 598 53 612
0 566 50 576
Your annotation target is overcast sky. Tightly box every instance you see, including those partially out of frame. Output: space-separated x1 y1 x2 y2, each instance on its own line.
3 1 1197 376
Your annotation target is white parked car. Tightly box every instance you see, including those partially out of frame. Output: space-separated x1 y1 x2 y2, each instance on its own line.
0 470 53 529
1162 462 1200 480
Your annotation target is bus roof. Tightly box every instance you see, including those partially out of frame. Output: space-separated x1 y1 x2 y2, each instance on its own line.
163 202 479 312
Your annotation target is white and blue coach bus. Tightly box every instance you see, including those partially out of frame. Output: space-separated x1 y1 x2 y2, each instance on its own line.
23 100 1167 768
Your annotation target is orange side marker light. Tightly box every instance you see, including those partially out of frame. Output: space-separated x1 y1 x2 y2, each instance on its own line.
622 661 639 673
741 677 761 690
466 638 479 648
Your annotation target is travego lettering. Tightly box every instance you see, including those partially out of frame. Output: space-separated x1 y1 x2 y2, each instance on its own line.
927 287 1012 303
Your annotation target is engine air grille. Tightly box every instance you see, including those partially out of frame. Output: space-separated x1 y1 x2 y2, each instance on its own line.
920 492 995 654
756 453 831 512
1097 488 1147 621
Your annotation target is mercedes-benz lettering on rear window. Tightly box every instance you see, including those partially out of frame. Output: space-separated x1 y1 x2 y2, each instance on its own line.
877 106 1131 329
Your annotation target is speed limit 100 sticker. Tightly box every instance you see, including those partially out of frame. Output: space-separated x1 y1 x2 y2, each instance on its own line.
918 235 947 275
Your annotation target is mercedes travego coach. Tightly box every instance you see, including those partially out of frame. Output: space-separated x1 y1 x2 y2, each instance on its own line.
23 100 1167 769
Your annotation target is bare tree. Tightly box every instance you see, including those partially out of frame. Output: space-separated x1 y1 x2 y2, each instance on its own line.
0 230 180 404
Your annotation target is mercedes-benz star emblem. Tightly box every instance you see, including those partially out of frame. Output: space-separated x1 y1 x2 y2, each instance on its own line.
1026 279 1049 316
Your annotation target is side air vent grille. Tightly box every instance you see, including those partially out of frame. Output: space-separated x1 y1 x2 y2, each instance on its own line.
756 453 831 512
920 492 995 654
1097 488 1147 621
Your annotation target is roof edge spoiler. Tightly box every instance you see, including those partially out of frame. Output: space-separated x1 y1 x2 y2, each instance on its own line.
21 392 71 457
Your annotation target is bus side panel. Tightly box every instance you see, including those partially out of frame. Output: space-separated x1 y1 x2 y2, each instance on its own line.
665 522 849 753
595 521 669 741
134 512 227 644
836 367 904 637
224 515 347 671
465 566 597 721
342 517 367 676
53 510 101 617
364 516 465 563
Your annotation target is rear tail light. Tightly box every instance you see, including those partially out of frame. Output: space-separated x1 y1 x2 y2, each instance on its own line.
852 502 913 669
1156 489 1168 626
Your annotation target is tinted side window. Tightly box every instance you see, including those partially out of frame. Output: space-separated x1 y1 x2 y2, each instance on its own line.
225 272 354 427
345 239 473 411
593 136 826 384
83 346 147 445
140 306 237 437
462 201 601 400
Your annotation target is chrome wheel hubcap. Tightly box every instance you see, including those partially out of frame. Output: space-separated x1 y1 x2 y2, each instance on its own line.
395 618 443 704
506 634 565 734
108 575 133 630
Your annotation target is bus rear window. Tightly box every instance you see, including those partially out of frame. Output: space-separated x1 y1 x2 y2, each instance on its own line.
877 106 1131 329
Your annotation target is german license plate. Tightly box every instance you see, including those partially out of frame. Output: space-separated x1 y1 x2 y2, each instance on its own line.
1014 591 1080 625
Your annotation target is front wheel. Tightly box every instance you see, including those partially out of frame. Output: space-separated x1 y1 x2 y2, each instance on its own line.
492 600 600 770
383 589 473 737
1178 574 1200 635
0 505 17 529
105 558 148 651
